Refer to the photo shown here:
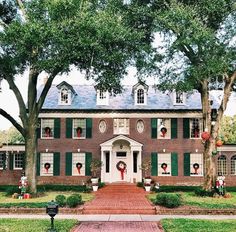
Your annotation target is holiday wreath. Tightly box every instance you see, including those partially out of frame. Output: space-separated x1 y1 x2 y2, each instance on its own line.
116 161 127 180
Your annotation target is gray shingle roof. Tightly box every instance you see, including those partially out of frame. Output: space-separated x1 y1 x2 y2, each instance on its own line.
39 83 221 111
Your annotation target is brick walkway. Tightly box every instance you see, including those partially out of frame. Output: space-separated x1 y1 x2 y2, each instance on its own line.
83 184 155 214
72 222 163 232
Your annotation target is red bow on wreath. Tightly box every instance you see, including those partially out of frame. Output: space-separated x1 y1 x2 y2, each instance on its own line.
76 162 82 174
44 163 51 173
116 161 127 180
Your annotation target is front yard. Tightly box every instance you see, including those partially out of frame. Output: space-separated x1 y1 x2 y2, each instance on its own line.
148 192 236 209
0 191 94 208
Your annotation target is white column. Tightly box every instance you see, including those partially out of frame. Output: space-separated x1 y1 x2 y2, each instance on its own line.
109 148 112 183
138 149 142 182
101 149 104 182
130 147 133 183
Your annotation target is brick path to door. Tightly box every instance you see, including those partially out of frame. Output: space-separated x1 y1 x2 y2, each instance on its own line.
72 184 163 232
83 183 156 215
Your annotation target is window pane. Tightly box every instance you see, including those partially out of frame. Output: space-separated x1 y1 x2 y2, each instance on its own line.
40 153 53 176
158 153 171 176
61 88 69 103
190 153 203 176
176 92 183 103
41 119 54 138
73 119 86 138
113 119 129 134
14 153 23 169
190 118 202 138
72 153 85 176
217 155 227 175
137 89 144 104
0 153 4 169
231 155 236 175
157 119 170 139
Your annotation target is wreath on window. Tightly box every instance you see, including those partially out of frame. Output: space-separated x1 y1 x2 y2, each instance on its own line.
44 127 51 137
44 162 51 173
116 161 127 180
193 163 199 174
76 127 83 137
160 127 167 137
76 162 83 174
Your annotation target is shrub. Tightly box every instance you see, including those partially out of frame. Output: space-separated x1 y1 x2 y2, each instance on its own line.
37 185 87 192
194 188 214 197
5 186 20 196
155 193 182 208
152 185 199 193
55 195 66 207
66 194 82 208
137 182 144 188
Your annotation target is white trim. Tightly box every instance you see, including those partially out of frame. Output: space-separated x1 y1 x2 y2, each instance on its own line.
172 91 186 105
96 90 109 105
13 153 23 170
217 146 236 152
39 112 203 118
0 145 25 152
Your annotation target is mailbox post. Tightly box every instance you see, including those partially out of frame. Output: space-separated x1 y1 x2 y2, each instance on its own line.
46 200 59 232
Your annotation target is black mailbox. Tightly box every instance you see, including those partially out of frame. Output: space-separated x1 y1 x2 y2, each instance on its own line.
46 200 59 217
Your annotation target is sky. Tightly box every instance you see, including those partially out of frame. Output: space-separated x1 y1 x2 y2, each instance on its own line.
0 67 236 131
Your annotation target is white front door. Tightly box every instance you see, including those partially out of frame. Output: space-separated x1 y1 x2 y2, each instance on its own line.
113 151 131 182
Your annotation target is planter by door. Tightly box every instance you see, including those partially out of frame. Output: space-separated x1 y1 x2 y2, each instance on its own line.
144 186 151 192
92 185 98 191
91 178 99 184
144 178 152 185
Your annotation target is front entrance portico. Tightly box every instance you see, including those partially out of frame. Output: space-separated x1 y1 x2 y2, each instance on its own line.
100 135 143 183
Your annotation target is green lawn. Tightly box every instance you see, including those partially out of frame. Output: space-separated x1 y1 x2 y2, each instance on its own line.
148 192 236 209
161 219 236 232
0 219 77 232
0 191 94 207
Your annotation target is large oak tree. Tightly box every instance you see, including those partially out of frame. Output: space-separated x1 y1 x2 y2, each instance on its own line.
150 0 236 190
0 0 151 192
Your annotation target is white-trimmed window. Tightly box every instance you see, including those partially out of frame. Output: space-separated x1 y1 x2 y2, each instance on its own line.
190 153 203 176
0 153 5 169
72 153 85 176
158 153 171 176
157 119 171 139
231 155 236 175
73 119 86 138
114 118 129 134
40 153 53 176
14 153 23 170
97 90 109 105
41 119 54 138
217 155 227 175
173 91 186 105
135 87 147 105
59 87 71 105
190 118 203 139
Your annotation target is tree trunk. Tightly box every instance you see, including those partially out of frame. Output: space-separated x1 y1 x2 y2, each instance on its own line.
25 121 37 193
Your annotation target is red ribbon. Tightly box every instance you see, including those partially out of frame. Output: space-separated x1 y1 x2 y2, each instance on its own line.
77 166 81 174
120 168 125 180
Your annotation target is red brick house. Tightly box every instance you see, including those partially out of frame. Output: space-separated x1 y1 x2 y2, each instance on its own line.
1 81 236 186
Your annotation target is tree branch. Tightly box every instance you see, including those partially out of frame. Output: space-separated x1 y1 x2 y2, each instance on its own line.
16 0 27 20
4 74 28 128
0 108 25 136
36 70 60 115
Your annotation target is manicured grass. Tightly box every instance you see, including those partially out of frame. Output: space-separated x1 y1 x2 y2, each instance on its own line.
0 191 94 207
148 192 236 209
0 219 77 232
161 219 236 232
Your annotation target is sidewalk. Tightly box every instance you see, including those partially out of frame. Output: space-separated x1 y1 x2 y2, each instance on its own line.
1 214 236 220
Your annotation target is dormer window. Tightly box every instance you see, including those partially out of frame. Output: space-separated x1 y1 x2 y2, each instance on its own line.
60 88 71 105
56 81 75 105
97 90 109 105
133 81 148 105
173 91 186 105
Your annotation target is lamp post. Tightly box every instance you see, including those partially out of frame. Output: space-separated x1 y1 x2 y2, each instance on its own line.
46 200 58 232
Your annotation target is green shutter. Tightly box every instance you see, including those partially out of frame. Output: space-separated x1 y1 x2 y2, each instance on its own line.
36 153 40 176
184 153 190 176
53 152 60 176
171 118 178 139
9 154 14 170
183 118 190 138
85 153 92 176
66 118 73 138
22 153 25 170
54 118 61 138
171 152 178 176
86 119 92 138
2 153 6 170
151 118 157 139
65 152 72 176
151 152 158 176
36 119 41 139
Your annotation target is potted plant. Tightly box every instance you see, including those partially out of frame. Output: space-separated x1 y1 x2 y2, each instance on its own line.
140 158 152 185
90 158 103 185
144 183 151 192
